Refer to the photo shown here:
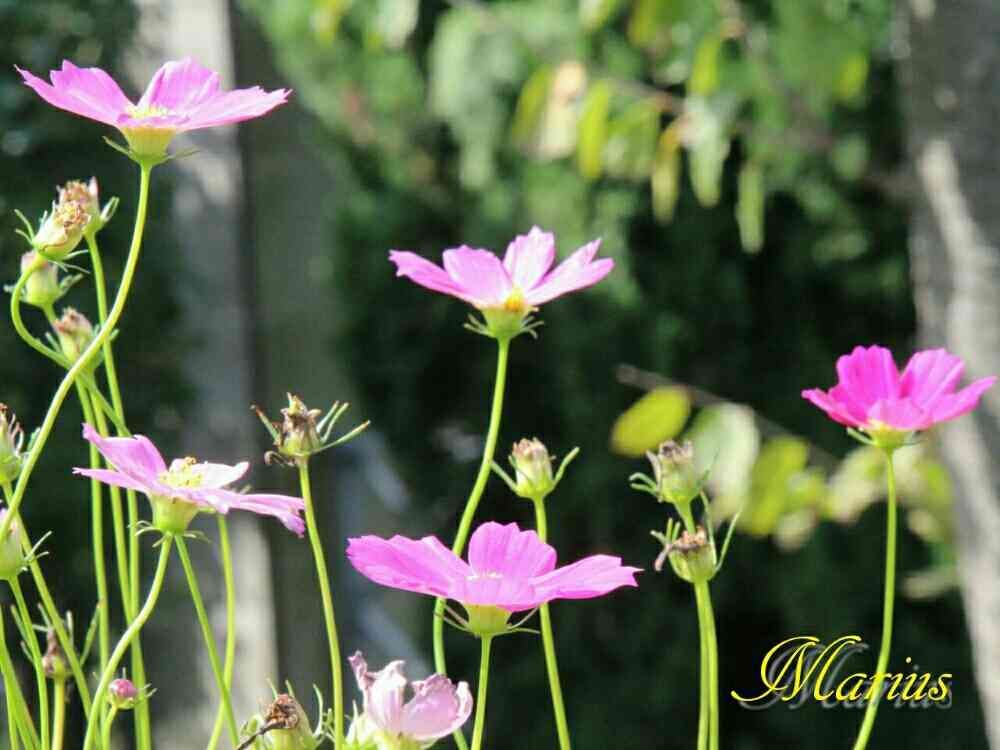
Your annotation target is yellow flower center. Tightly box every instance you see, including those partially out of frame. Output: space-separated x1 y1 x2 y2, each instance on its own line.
159 457 204 489
126 104 172 121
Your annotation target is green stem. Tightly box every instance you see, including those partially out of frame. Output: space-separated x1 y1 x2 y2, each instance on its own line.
208 516 236 750
702 584 719 750
679 501 715 750
469 636 494 750
50 678 66 750
100 706 118 750
532 501 572 750
10 576 50 750
82 535 172 750
434 338 510 750
76 388 110 672
298 460 345 750
0 161 154 541
851 448 898 750
1 599 37 750
174 537 239 746
693 583 709 750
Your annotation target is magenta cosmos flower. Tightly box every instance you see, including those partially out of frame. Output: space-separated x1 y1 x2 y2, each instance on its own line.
347 652 472 748
17 58 289 157
802 345 995 436
74 424 305 535
347 521 639 626
389 227 613 334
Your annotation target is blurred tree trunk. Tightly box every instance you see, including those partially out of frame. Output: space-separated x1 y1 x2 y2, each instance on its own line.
905 1 1000 746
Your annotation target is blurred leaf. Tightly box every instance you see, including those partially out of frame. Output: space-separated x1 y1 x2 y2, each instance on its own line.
689 32 724 95
369 0 420 50
627 0 676 50
580 0 626 31
511 66 556 150
830 135 869 181
685 403 760 508
577 79 613 180
604 98 660 181
651 122 682 221
743 436 810 536
311 0 352 41
903 564 958 601
610 387 691 457
736 160 765 252
825 445 883 521
836 52 869 103
685 96 733 207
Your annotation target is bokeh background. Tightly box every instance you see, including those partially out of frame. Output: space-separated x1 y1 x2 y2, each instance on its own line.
2 0 998 748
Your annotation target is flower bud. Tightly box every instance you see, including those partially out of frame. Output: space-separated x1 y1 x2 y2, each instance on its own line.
20 252 63 308
42 630 70 681
646 440 704 506
264 694 318 750
52 308 96 364
510 438 555 499
32 200 90 260
108 677 139 710
0 405 25 485
657 527 717 583
0 509 26 581
58 178 102 234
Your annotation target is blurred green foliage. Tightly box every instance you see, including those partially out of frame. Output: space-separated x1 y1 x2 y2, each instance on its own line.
1 1 185 742
243 0 984 747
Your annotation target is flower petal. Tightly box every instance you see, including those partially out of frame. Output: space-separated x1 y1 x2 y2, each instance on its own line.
192 461 249 489
441 247 512 308
176 87 291 130
467 522 556 578
899 349 965 407
209 490 306 535
81 423 167 479
926 376 997 424
389 250 473 302
17 62 131 126
525 239 613 305
502 226 555 290
835 345 900 408
366 660 408 735
801 388 863 428
73 467 155 496
137 58 221 112
401 674 474 742
531 554 640 602
346 534 470 600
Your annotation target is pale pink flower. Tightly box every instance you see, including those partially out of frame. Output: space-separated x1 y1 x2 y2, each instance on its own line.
17 59 289 156
388 226 613 313
347 652 472 748
74 424 305 534
346 521 640 612
802 345 995 433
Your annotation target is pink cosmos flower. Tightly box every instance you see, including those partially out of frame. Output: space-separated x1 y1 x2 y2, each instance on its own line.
73 424 305 535
347 652 472 748
388 226 613 314
346 521 640 613
802 345 996 433
17 59 289 156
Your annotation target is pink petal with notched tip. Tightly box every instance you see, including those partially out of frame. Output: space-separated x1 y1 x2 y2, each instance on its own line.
525 239 614 306
389 250 474 302
532 554 641 601
467 521 556 578
81 423 167 478
17 62 131 126
502 227 556 290
441 247 512 308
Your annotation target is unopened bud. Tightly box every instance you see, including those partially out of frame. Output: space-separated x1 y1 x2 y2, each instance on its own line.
658 527 717 583
646 441 704 506
20 252 62 308
33 201 90 260
108 678 139 709
0 405 25 485
42 630 70 681
0 508 26 581
52 308 96 364
510 438 555 499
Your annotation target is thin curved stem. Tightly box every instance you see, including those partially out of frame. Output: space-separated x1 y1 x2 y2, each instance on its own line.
852 448 898 750
0 161 154 540
298 460 345 750
10 576 50 750
434 338 510 750
50 678 66 750
208 516 236 750
175 537 239 746
0 605 36 750
82 535 172 750
469 636 493 750
100 706 118 750
532 501 572 750
76 388 110 672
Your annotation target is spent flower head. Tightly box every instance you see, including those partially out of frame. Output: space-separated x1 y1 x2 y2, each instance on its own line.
346 652 472 750
254 394 369 466
74 424 306 535
389 226 613 340
30 200 90 260
631 440 706 506
0 508 26 581
17 59 290 161
802 345 996 450
52 307 96 365
58 177 116 235
652 522 717 583
42 629 71 681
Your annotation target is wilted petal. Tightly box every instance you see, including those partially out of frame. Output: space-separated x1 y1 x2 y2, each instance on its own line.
401 674 474 742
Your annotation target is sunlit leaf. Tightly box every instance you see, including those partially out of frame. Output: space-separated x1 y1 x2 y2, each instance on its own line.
685 403 760 512
610 387 691 457
627 0 675 50
830 135 869 181
369 0 420 50
511 66 555 150
577 79 613 180
685 96 733 207
836 52 869 103
736 160 765 252
689 32 724 95
604 99 660 181
580 0 627 31
743 436 810 536
651 122 682 221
